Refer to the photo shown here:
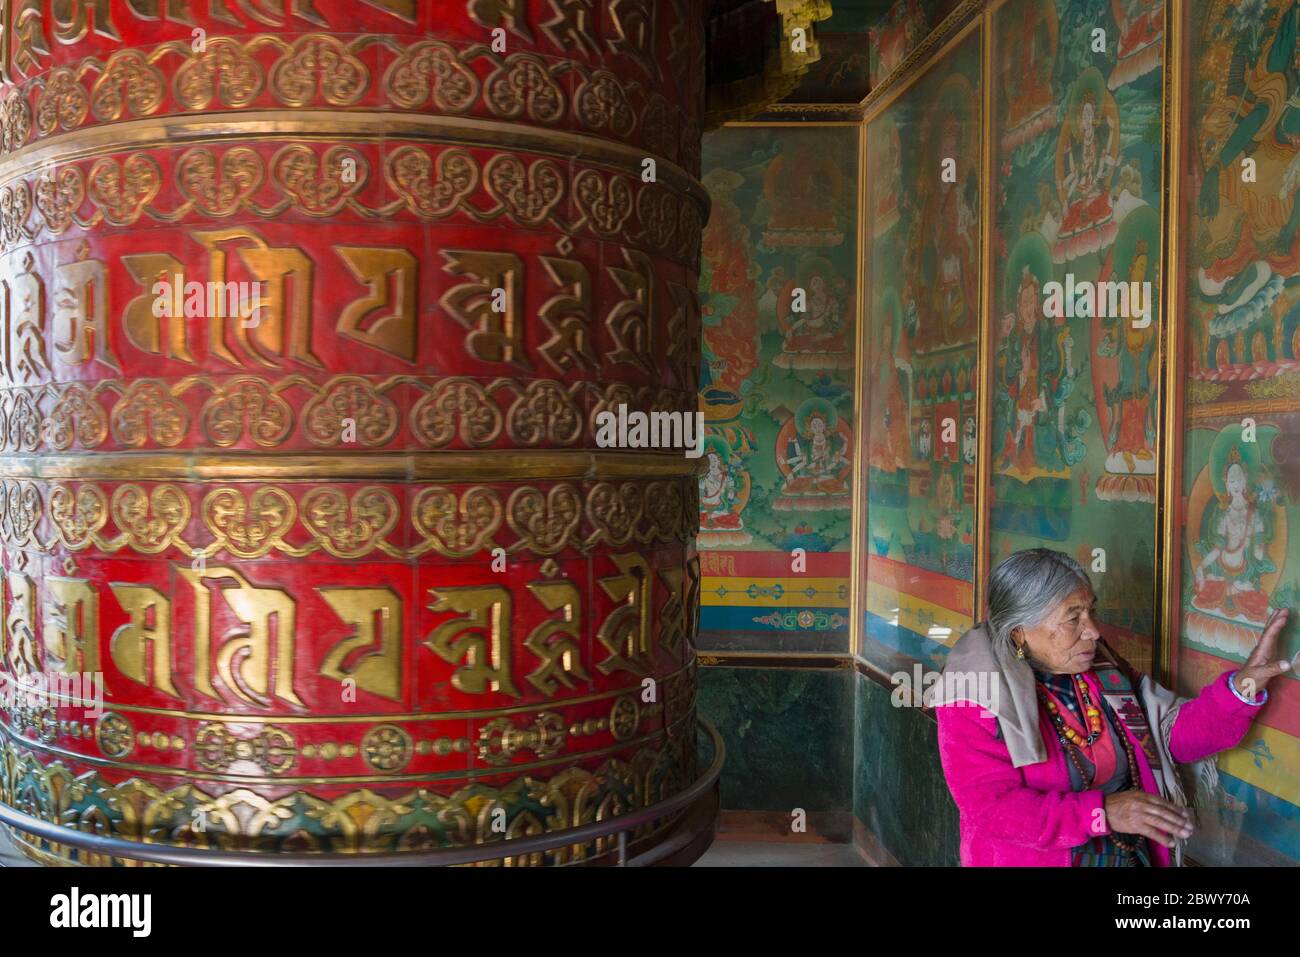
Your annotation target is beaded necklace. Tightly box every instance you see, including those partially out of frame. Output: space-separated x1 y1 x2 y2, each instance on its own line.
1036 673 1144 862
1039 672 1103 745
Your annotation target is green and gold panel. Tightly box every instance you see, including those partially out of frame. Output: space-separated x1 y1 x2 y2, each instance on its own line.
986 0 1164 673
867 0 964 88
1174 0 1300 866
859 20 981 672
698 124 858 651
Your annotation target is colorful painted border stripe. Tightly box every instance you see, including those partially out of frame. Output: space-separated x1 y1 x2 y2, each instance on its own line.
864 555 973 617
863 585 970 648
1215 770 1300 861
1218 722 1300 808
702 605 848 633
863 610 951 666
702 577 848 608
698 550 851 578
1178 646 1300 740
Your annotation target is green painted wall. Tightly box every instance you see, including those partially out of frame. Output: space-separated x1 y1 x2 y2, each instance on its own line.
697 665 853 836
695 664 960 863
853 672 961 865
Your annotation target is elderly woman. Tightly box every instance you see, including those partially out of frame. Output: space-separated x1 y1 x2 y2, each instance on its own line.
935 548 1292 866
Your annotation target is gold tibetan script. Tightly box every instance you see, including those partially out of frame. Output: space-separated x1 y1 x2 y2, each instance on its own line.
53 256 120 371
605 248 655 374
537 255 597 374
523 578 588 696
3 254 51 385
182 565 304 708
51 0 120 44
197 228 320 368
42 576 99 674
335 246 418 363
596 553 653 676
318 586 404 702
425 584 519 697
3 570 39 677
122 229 321 369
121 252 193 362
109 582 179 699
439 250 530 369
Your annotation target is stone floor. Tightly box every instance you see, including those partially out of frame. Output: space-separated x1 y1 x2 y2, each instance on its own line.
0 824 868 867
693 839 869 866
0 827 35 867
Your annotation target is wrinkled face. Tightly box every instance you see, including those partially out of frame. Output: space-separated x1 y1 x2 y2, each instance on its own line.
1015 586 1101 675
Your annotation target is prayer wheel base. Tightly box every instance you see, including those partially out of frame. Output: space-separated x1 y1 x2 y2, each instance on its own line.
1 778 719 868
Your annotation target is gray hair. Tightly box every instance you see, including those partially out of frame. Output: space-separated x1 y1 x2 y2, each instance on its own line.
986 548 1094 656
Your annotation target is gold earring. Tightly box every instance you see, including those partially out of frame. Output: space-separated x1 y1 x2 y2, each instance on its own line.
1015 641 1026 660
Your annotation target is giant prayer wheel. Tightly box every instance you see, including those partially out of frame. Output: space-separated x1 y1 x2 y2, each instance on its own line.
0 0 727 865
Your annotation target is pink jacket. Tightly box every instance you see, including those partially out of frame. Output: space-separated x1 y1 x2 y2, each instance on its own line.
935 668 1261 866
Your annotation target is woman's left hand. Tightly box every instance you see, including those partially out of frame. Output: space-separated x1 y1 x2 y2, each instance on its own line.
1234 608 1293 701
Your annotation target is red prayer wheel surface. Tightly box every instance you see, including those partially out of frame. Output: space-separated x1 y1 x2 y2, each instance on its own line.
0 0 706 864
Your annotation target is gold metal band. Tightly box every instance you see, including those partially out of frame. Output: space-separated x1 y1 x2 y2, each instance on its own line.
1 707 695 787
0 110 710 212
0 449 705 482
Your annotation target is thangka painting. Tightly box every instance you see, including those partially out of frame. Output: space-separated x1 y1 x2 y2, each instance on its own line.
697 126 857 645
867 0 964 88
1175 0 1300 866
987 0 1164 671
860 23 981 671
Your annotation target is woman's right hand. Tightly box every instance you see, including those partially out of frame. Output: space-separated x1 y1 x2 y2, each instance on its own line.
1102 791 1194 848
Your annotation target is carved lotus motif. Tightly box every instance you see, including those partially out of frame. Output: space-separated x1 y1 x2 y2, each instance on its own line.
274 145 366 216
387 146 478 219
574 169 634 236
585 482 643 547
413 486 501 557
49 483 108 550
176 147 264 217
88 154 161 226
110 484 191 555
301 486 398 558
484 155 564 226
507 485 581 555
202 486 296 559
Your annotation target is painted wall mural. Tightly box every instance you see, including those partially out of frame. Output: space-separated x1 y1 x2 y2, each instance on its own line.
698 126 858 645
860 24 981 671
1176 0 1300 867
988 0 1163 672
699 0 1300 866
868 0 965 88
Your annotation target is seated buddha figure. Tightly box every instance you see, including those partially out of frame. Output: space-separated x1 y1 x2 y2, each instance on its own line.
776 400 851 510
1192 449 1276 625
1054 82 1120 263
